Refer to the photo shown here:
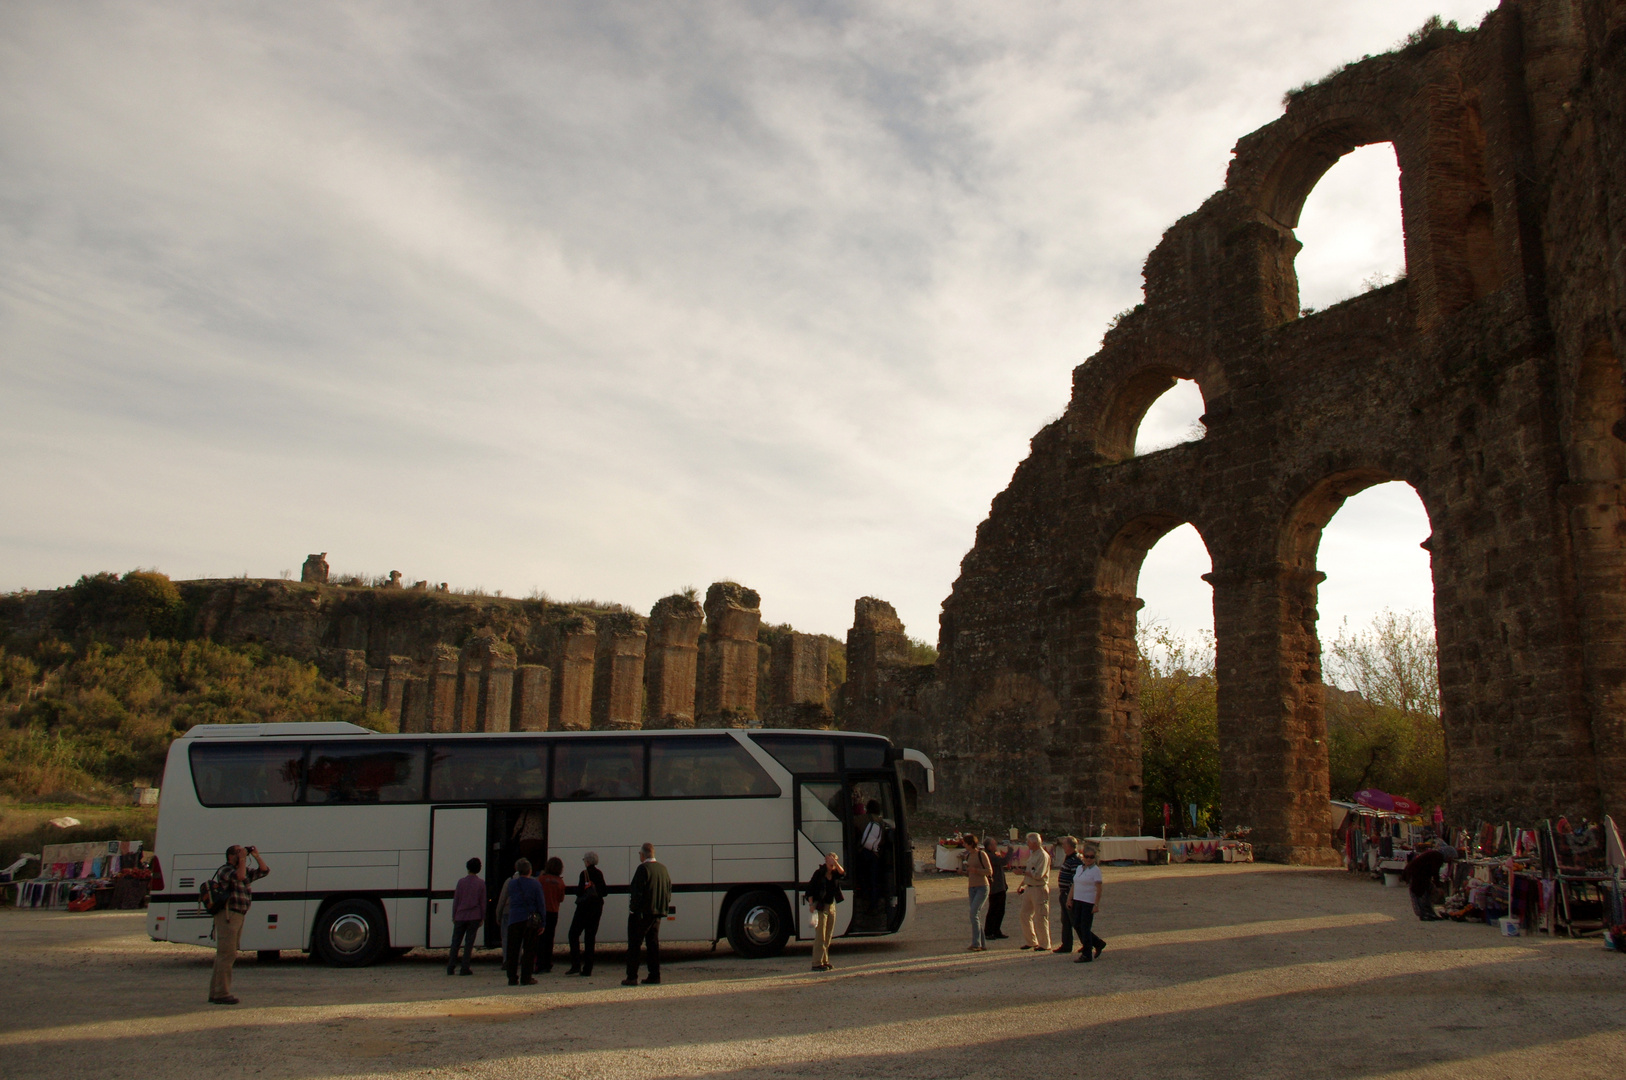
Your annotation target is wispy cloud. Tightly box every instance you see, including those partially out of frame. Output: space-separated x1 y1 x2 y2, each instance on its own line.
0 1 1491 639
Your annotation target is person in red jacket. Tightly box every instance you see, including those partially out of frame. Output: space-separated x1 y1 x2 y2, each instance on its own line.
537 857 567 973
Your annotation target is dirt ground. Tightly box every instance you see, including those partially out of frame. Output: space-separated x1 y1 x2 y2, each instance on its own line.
2 865 1623 1080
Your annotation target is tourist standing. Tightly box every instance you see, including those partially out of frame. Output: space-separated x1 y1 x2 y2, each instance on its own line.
566 852 607 976
447 856 485 976
1071 843 1106 962
494 867 520 970
537 857 566 972
623 842 671 986
962 833 993 951
504 858 544 986
1052 837 1081 954
857 800 887 913
1017 832 1052 951
805 850 846 971
983 837 1009 940
208 844 269 1005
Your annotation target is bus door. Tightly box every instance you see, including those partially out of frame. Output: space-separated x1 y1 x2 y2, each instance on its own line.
796 781 854 938
486 803 549 946
428 806 488 949
846 777 900 934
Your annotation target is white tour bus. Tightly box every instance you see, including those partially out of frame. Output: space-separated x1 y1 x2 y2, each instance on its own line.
146 723 934 965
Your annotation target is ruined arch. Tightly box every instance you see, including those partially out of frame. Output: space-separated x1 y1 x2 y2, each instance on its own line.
849 6 1626 861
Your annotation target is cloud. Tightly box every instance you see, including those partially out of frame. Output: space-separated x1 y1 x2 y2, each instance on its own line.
0 1 1493 640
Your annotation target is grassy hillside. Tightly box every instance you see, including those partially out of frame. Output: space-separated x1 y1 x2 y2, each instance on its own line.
1 631 380 803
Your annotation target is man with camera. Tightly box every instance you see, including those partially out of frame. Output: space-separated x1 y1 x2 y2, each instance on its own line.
209 844 270 1005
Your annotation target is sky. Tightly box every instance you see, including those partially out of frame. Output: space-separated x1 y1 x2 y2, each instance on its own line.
0 1 1490 646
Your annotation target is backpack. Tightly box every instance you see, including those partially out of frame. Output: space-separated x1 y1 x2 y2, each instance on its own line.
199 865 231 915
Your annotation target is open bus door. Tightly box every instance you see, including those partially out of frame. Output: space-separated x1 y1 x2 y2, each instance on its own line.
428 806 487 949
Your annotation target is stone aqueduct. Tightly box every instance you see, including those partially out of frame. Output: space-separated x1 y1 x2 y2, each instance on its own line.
840 0 1626 862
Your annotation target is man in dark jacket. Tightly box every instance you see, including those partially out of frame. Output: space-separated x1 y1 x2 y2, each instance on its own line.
623 842 672 986
983 837 1009 940
1052 837 1082 954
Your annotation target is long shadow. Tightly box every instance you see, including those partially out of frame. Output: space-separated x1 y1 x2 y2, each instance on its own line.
3 940 1618 1080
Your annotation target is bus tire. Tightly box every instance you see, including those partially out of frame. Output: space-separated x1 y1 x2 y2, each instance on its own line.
314 899 388 967
724 890 790 958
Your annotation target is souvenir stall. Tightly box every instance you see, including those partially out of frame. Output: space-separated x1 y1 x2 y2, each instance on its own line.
1438 817 1624 939
1166 831 1253 864
1338 792 1426 880
13 841 146 911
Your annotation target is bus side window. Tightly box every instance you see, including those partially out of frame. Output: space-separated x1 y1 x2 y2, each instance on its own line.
649 737 780 798
189 743 304 807
305 743 426 804
428 742 547 802
553 740 645 800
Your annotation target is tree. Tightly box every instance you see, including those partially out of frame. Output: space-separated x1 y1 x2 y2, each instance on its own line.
1323 609 1445 808
1137 624 1220 834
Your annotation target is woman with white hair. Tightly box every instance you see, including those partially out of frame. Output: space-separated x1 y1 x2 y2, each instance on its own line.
565 851 608 976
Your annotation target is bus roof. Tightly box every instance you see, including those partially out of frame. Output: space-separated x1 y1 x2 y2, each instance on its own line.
178 724 889 741
182 722 375 738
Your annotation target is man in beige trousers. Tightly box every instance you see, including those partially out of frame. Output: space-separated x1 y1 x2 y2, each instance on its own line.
209 844 269 1004
1017 832 1051 951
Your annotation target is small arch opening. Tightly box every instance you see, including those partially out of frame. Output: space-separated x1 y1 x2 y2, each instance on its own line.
1293 143 1406 313
1133 380 1207 456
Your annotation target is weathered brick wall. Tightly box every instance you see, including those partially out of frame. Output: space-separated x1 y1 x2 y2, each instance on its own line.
845 1 1626 862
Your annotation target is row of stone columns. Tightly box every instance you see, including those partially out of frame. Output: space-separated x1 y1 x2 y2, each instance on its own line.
353 581 832 733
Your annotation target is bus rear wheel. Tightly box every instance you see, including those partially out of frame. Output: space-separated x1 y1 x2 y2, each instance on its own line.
725 890 790 958
314 899 388 967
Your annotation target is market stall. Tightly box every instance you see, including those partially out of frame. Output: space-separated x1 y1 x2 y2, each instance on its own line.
12 841 147 911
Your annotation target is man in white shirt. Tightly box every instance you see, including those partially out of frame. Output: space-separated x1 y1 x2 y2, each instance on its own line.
1017 832 1052 951
1070 843 1107 962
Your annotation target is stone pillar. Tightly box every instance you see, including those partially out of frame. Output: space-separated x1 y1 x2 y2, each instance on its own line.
841 597 910 720
363 668 386 713
398 671 428 734
1206 563 1337 865
645 594 704 728
454 648 482 734
383 657 412 726
700 582 761 727
511 664 552 732
550 617 597 731
462 638 517 733
426 645 460 734
592 613 648 730
768 632 831 728
301 553 329 584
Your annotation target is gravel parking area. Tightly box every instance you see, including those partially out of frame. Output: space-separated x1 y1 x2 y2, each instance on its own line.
2 865 1623 1079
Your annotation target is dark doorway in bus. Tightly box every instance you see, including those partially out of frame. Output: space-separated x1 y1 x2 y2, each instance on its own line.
846 778 899 934
485 804 548 947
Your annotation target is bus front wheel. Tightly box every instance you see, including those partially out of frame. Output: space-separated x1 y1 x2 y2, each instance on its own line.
314 899 388 967
725 890 790 958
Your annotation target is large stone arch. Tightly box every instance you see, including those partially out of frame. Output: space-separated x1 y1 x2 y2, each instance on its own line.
843 3 1626 861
